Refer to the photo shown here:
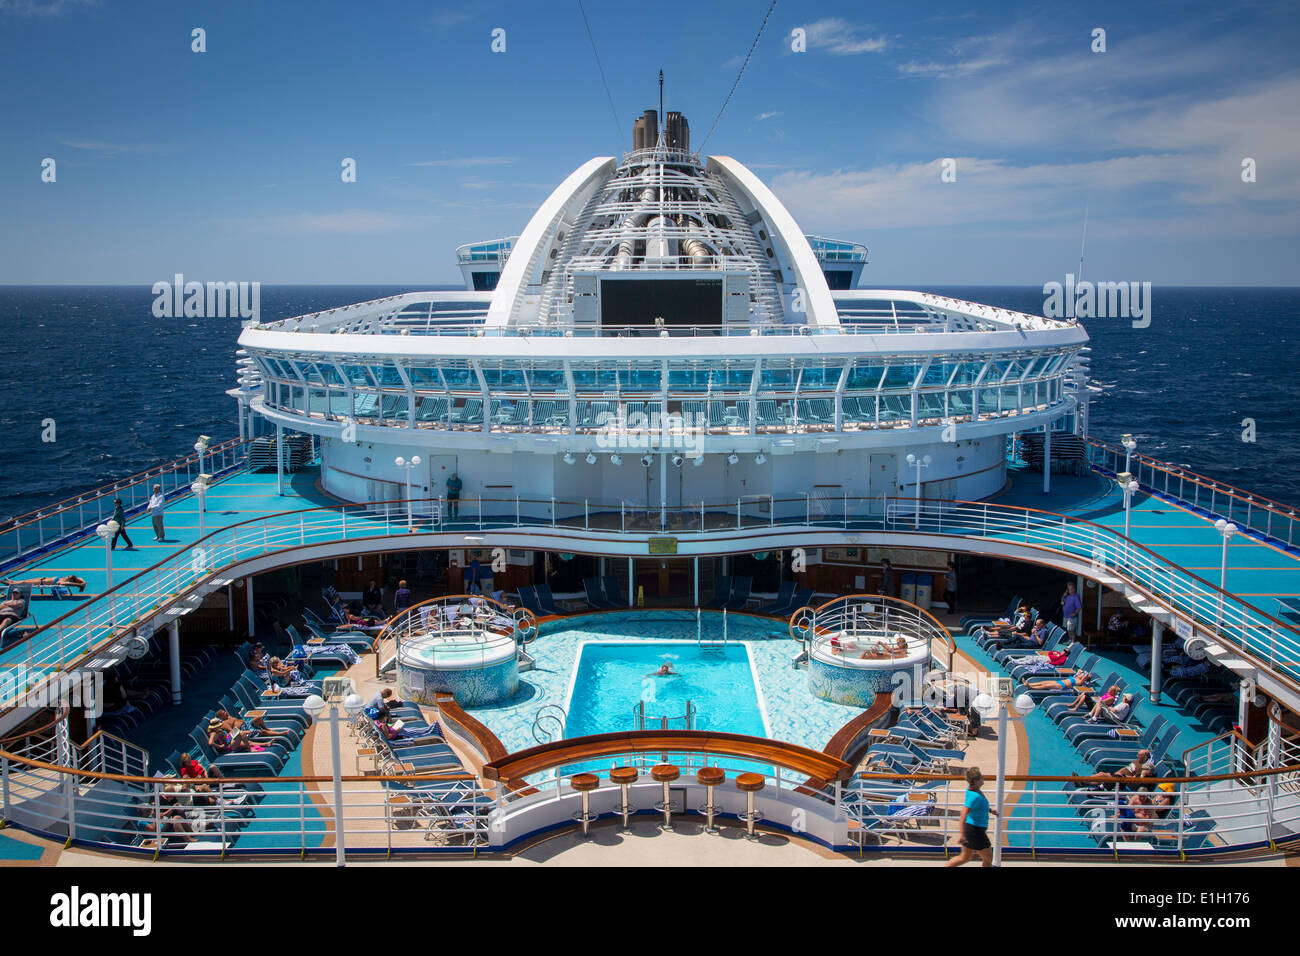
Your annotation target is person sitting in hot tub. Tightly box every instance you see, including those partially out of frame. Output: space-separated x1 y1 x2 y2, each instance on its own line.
1024 668 1093 692
893 636 908 655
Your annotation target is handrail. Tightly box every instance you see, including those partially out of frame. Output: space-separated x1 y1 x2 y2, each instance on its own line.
6 486 1300 710
481 729 853 785
1087 435 1298 520
800 591 955 671
0 435 246 535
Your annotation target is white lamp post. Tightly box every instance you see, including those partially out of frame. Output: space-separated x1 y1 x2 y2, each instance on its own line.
95 520 119 588
1214 518 1237 625
1121 477 1140 563
190 481 207 537
195 435 210 478
394 455 422 530
904 453 932 530
1121 434 1136 476
96 520 119 627
302 690 365 867
972 689 1037 867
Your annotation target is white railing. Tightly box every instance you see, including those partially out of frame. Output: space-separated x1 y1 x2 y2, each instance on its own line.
3 728 1299 858
1088 437 1300 549
0 437 248 571
5 489 1298 711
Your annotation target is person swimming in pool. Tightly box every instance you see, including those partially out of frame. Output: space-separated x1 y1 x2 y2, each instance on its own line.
646 661 676 677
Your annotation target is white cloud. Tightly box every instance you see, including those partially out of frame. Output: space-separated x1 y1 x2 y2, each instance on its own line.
0 0 97 15
800 18 887 56
754 111 781 121
408 156 516 168
219 210 430 235
62 139 157 154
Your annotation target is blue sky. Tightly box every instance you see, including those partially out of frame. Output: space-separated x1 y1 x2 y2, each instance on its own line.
1 0 1297 285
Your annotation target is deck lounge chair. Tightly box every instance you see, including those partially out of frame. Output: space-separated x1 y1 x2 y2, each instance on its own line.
533 583 566 615
703 576 732 609
757 582 796 615
517 586 546 617
724 576 752 610
582 577 617 610
601 575 627 607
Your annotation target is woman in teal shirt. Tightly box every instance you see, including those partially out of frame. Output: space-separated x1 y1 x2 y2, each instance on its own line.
947 766 996 867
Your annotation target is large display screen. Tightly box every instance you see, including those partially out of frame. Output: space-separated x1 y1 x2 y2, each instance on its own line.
600 278 723 329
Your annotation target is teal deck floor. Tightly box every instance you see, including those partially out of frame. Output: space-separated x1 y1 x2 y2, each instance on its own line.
10 465 1298 640
955 628 1222 848
993 467 1300 608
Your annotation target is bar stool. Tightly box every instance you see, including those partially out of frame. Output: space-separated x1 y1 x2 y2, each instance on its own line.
735 772 765 840
609 767 639 829
570 772 600 838
651 764 680 830
696 767 725 833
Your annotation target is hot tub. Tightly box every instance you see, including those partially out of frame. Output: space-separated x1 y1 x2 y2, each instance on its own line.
807 632 930 707
396 631 519 707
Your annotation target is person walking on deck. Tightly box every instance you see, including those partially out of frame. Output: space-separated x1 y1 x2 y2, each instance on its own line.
446 472 463 519
148 484 166 541
110 497 134 550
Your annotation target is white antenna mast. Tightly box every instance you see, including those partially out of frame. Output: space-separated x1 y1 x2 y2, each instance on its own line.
1078 204 1089 284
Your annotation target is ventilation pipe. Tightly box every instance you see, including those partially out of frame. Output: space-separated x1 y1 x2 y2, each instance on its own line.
678 216 712 266
613 186 657 269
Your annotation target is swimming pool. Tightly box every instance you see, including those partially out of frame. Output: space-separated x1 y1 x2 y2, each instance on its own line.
565 642 769 739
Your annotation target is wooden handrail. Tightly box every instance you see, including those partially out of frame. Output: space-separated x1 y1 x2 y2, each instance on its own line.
821 693 895 765
433 693 508 763
481 729 853 784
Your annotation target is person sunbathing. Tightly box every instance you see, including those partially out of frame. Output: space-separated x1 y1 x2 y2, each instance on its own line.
981 607 1032 642
1068 682 1118 713
0 596 27 632
2 574 87 592
1024 668 1093 692
1090 691 1133 723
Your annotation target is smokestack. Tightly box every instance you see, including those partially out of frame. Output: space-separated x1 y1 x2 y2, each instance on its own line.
666 112 690 151
633 109 658 151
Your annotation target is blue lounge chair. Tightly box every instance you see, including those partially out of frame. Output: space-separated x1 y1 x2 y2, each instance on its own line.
583 577 617 610
602 575 628 607
724 576 752 610
534 583 566 615
704 576 732 609
757 582 796 615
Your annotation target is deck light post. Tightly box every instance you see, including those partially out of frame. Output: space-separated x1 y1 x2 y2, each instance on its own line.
190 480 208 537
95 520 119 590
904 453 932 530
394 455 422 529
195 435 210 478
972 688 1036 867
1120 475 1140 564
1214 519 1237 625
1121 434 1136 476
302 690 365 867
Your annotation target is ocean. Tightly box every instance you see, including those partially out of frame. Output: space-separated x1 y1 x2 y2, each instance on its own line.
0 285 1296 523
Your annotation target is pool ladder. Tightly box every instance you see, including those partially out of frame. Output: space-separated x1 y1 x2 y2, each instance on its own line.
532 704 566 744
697 607 728 647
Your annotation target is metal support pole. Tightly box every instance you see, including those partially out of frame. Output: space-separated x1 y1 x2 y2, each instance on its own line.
168 620 182 705
628 556 634 608
246 577 255 639
993 706 1008 867
694 557 699 607
1043 425 1052 494
329 704 347 867
275 423 284 496
1149 619 1164 703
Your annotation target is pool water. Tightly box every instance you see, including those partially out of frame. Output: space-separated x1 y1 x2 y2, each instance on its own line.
566 642 768 738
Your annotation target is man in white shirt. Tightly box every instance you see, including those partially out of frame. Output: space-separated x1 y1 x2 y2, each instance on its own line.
148 484 166 541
